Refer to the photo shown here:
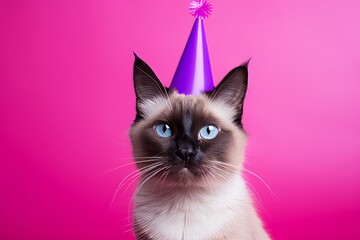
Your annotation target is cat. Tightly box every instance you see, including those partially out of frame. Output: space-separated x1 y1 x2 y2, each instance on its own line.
129 54 270 240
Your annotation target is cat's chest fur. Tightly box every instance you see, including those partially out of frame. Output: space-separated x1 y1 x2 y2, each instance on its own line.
133 176 265 240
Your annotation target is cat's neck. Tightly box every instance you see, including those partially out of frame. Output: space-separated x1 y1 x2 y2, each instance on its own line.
133 174 258 240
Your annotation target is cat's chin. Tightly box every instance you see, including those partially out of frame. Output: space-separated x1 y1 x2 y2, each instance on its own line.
176 167 193 179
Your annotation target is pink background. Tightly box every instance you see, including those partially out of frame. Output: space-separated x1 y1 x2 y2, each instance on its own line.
1 0 360 239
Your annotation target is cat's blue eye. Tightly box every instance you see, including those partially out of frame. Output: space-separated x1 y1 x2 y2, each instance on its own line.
155 123 172 138
199 125 219 140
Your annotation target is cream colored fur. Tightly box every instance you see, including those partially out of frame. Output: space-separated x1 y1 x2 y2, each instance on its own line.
134 175 270 240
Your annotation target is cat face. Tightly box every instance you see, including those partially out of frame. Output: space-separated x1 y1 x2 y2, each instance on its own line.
129 54 249 188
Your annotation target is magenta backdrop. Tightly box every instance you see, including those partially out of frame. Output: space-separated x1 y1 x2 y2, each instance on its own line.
1 0 360 239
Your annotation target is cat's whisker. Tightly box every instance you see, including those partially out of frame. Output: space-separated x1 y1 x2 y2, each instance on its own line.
206 161 241 177
211 171 228 185
152 166 171 193
135 166 167 197
112 164 163 212
203 166 226 191
242 168 278 200
243 178 263 206
208 161 275 200
164 179 178 195
109 171 144 210
95 159 162 178
110 152 167 207
160 168 171 189
123 227 135 233
119 221 134 232
119 163 164 198
109 170 140 210
205 165 231 181
201 168 216 194
209 161 240 170
127 166 168 222
243 179 273 220
117 172 142 201
206 164 277 203
109 163 163 210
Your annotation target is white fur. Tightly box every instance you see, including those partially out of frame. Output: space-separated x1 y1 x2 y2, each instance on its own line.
134 175 269 240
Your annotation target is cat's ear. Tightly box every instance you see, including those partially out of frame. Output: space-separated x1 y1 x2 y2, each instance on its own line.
133 53 167 101
209 60 249 126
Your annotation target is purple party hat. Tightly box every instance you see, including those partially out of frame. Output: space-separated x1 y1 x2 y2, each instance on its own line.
170 0 214 95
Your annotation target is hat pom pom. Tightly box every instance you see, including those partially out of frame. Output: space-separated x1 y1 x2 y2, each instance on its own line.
189 0 212 20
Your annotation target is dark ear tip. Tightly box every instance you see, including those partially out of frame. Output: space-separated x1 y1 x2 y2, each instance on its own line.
133 52 140 61
240 58 252 68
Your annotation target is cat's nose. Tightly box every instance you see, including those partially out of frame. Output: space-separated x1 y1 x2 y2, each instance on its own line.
175 146 196 163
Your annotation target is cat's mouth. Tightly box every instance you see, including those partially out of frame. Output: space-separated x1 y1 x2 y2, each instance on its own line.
169 164 203 179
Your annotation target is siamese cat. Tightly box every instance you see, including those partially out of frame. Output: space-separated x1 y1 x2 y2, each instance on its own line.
129 54 270 240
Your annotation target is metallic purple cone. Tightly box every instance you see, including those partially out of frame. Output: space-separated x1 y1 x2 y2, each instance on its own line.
170 17 214 95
